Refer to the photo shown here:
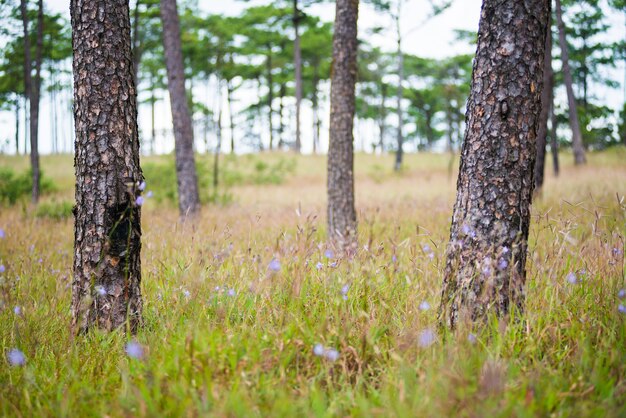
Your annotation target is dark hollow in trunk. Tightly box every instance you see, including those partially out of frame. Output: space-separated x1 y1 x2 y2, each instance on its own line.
70 0 144 334
439 0 550 329
327 0 359 248
160 0 201 217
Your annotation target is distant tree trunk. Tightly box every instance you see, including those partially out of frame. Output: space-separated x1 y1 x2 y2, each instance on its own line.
293 0 303 153
378 83 387 152
550 101 560 176
312 60 320 154
555 0 586 165
214 81 222 189
21 0 43 203
71 0 143 334
15 100 20 155
327 0 359 247
266 52 275 151
227 79 235 154
393 3 403 172
278 81 286 149
150 82 156 155
439 0 550 328
160 0 201 216
534 21 553 194
23 95 29 154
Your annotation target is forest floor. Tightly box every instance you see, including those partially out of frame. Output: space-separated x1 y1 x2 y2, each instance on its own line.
1 148 626 417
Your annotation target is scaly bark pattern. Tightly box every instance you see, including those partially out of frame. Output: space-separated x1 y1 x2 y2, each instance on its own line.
327 0 359 247
71 0 143 333
160 0 201 216
439 0 550 328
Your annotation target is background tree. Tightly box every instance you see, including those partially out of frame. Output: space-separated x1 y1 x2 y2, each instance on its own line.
160 0 201 216
327 0 359 247
555 0 586 164
71 0 143 333
535 19 553 194
439 0 550 328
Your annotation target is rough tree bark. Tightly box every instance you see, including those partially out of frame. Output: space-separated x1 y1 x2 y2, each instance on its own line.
534 21 553 194
555 0 586 165
71 0 143 333
20 0 43 203
160 0 201 216
327 0 359 248
439 0 551 328
393 2 404 172
293 0 303 153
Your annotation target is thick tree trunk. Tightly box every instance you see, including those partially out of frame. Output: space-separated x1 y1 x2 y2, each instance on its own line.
394 4 403 172
555 0 586 165
327 0 359 248
293 0 302 153
550 101 560 176
70 0 143 334
534 21 553 194
160 0 201 216
439 0 550 328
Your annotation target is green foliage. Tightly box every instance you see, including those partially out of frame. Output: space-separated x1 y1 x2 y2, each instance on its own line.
34 200 73 220
0 167 55 206
142 155 296 206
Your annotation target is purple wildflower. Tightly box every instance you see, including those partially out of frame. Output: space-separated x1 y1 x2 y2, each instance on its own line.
566 272 578 284
324 249 334 259
138 181 146 191
7 349 26 366
227 288 236 297
618 289 626 299
482 257 492 277
14 306 21 316
0 228 5 239
619 304 626 314
341 284 349 300
125 340 144 359
419 301 431 311
329 262 337 268
468 333 477 344
418 329 436 348
95 286 107 296
313 344 324 356
268 258 281 272
613 247 623 257
316 261 323 270
501 246 510 254
497 258 508 270
324 348 339 362
392 254 398 263
0 265 5 273
182 289 190 298
146 190 154 198
135 196 144 206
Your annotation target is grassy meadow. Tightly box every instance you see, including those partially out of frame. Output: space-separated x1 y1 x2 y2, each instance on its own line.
1 149 626 417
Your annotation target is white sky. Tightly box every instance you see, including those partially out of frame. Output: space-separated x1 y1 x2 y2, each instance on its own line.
1 0 624 155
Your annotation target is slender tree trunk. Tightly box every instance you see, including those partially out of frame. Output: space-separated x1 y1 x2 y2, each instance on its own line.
327 0 359 248
15 100 20 155
555 0 586 165
394 3 403 172
550 101 560 176
150 82 156 155
71 0 143 334
266 52 274 151
534 20 553 194
439 0 550 328
293 0 303 153
23 95 29 154
312 61 320 154
227 80 235 154
160 0 201 216
378 83 387 152
21 0 43 202
278 81 286 149
214 80 222 189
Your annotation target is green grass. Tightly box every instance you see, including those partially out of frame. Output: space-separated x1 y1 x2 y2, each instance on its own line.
1 149 625 417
